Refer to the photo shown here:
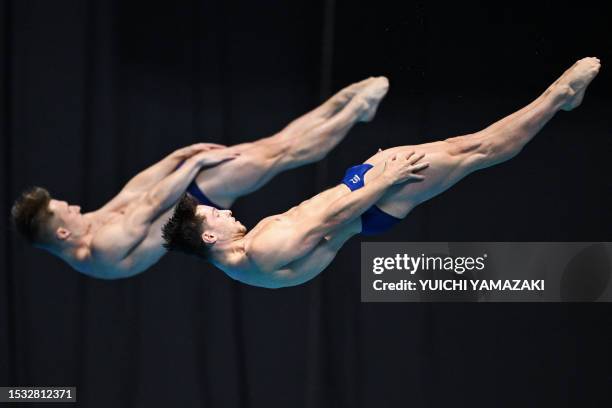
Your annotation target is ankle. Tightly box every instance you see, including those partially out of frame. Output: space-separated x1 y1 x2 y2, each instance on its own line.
550 84 574 105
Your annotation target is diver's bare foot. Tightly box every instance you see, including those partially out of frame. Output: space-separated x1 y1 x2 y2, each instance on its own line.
322 77 381 116
332 76 385 105
355 76 390 122
555 57 601 111
343 77 377 94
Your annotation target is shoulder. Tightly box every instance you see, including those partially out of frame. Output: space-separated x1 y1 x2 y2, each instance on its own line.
223 247 279 287
242 231 277 274
89 215 135 262
243 219 305 273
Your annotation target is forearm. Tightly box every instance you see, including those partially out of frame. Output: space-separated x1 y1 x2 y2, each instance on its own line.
323 175 392 230
146 155 203 215
121 149 186 193
248 177 390 273
91 163 202 267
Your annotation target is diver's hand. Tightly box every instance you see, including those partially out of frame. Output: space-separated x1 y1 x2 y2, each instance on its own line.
382 151 429 184
194 149 241 167
174 143 227 160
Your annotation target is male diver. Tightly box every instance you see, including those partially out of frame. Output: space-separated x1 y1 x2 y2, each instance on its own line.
162 58 601 288
11 77 390 278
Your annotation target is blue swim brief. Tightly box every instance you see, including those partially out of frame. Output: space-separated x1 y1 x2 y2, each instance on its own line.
340 163 402 235
186 181 224 209
176 161 224 209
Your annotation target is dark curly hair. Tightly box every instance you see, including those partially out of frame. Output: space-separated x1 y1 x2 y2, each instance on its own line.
11 186 55 244
162 194 211 260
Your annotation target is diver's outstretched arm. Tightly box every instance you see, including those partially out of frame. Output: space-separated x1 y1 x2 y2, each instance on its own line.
247 153 426 274
91 149 238 267
100 143 224 212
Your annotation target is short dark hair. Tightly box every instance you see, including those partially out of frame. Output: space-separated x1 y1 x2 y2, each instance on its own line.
11 186 54 244
162 194 211 260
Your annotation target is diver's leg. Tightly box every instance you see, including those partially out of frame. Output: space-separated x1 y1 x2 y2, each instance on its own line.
283 76 389 129
194 77 389 208
364 57 601 218
480 58 583 135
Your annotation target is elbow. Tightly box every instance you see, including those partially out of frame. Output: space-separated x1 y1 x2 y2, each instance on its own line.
318 215 342 238
323 204 348 230
290 144 326 164
323 215 341 231
143 190 163 210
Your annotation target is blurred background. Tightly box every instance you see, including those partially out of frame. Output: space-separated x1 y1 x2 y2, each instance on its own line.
1 0 611 406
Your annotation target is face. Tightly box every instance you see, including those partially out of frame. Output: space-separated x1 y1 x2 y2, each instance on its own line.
195 205 246 243
48 199 86 238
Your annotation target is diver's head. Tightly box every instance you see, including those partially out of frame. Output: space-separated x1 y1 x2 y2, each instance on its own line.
162 194 246 260
11 187 87 253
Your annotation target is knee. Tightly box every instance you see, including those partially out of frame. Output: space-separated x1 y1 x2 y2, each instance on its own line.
251 136 291 163
279 132 327 165
443 134 492 169
265 126 336 167
444 132 521 169
445 134 482 155
292 143 327 163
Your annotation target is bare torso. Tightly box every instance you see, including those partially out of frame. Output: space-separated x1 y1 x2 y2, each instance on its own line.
73 192 173 278
222 184 359 288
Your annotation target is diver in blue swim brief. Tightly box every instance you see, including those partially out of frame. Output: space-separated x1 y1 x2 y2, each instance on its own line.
11 76 390 279
162 57 601 288
162 150 428 289
340 163 401 235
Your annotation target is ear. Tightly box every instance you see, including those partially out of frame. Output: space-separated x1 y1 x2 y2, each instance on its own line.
56 227 71 241
202 231 217 245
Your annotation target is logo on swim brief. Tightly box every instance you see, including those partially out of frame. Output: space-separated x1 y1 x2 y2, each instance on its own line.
350 175 361 184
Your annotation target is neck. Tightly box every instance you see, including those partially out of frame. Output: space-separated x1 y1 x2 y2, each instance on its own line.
58 219 95 263
210 236 247 270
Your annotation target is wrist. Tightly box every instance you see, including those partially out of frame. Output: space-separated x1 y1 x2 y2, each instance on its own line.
195 155 207 167
170 149 187 162
380 171 397 186
181 154 201 169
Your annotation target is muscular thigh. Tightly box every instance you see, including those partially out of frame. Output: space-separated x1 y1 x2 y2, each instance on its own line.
364 136 484 218
193 136 288 207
